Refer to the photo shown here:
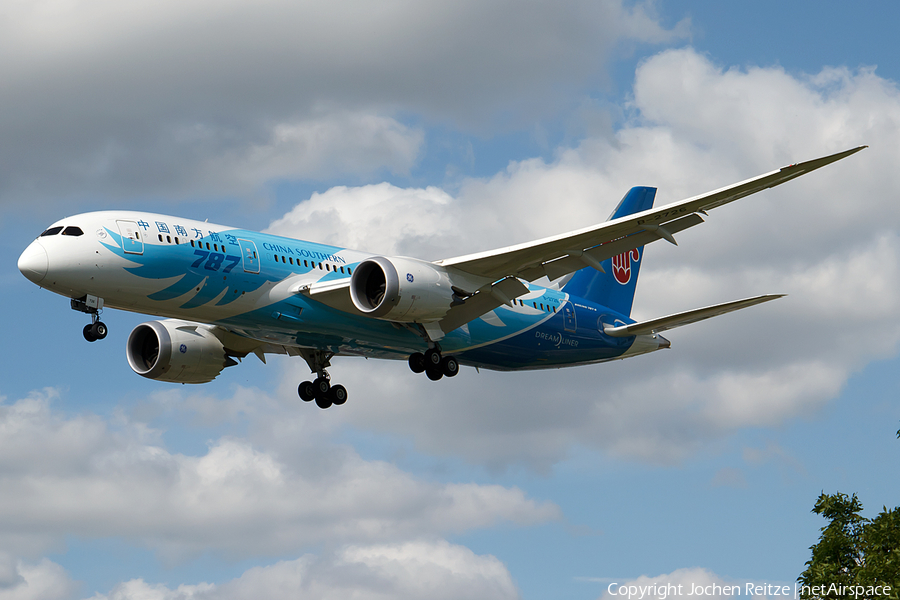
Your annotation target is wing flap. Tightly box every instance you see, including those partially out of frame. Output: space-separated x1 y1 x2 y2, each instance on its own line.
291 278 359 314
436 276 529 335
292 279 352 296
522 213 706 282
603 294 785 337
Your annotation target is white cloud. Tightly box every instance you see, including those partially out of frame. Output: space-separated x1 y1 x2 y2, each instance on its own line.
0 558 76 600
90 540 518 600
264 47 900 469
88 579 211 600
0 0 684 202
223 113 425 183
0 389 558 561
266 183 458 258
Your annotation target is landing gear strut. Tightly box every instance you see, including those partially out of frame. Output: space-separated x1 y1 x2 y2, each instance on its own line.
72 295 108 342
408 346 459 381
297 349 348 409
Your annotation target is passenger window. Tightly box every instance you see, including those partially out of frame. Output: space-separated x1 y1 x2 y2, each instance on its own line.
158 234 163 242
62 227 84 236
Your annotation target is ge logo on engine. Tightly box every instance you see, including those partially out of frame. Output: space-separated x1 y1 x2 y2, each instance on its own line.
407 273 414 283
179 344 187 354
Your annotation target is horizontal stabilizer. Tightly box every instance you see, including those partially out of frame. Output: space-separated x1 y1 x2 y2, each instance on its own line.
603 294 785 337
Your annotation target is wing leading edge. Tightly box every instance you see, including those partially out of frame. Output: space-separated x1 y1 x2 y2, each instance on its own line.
436 146 867 283
296 147 864 341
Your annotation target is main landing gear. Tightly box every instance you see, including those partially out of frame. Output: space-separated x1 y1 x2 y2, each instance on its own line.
297 349 348 409
408 347 459 381
298 374 347 409
71 295 108 342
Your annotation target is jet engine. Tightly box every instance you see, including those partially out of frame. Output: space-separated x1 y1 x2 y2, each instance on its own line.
126 319 235 384
349 256 459 322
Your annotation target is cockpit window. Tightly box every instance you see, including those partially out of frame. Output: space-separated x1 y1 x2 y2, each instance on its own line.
62 226 84 236
40 226 64 237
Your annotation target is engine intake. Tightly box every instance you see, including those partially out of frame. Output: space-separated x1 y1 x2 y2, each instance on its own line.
126 319 232 384
350 256 457 322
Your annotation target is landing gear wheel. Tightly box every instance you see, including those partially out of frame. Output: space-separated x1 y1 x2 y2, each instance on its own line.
298 351 341 409
441 356 459 378
298 381 316 402
426 366 444 381
424 348 442 368
408 353 426 373
83 324 97 342
313 376 332 408
91 321 108 340
313 377 331 396
329 385 348 406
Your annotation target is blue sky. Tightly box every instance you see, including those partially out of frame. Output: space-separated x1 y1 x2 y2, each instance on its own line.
2 1 899 599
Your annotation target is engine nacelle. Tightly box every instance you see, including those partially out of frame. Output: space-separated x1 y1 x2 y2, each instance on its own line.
350 256 458 322
126 319 231 384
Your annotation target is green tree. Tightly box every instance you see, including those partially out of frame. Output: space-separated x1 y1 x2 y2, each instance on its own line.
859 507 900 590
799 493 866 595
799 493 900 600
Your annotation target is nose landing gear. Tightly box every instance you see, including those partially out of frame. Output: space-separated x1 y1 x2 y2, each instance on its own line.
82 319 108 342
72 295 108 342
408 347 459 381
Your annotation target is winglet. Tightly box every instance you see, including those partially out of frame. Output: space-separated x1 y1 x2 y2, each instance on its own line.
779 145 867 176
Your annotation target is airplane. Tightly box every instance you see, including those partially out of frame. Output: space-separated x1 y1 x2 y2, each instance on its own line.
17 146 865 408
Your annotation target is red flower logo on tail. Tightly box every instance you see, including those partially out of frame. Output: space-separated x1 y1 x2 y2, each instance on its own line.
612 248 640 285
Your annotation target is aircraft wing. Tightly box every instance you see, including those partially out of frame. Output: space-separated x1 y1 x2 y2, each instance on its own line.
436 146 866 283
602 294 784 337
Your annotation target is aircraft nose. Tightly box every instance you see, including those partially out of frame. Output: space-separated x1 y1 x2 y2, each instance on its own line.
18 240 48 284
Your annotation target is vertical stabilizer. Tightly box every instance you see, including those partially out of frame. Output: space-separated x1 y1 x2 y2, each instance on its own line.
563 186 656 317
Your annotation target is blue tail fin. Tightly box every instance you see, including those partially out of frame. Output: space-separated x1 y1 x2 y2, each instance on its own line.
562 186 656 317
